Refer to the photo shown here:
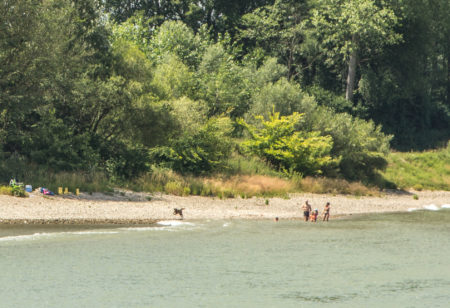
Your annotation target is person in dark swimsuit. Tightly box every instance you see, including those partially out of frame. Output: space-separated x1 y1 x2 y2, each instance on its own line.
323 202 330 221
302 200 311 221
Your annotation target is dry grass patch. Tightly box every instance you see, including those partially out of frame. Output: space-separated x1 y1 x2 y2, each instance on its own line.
132 167 381 197
299 177 380 196
207 175 294 197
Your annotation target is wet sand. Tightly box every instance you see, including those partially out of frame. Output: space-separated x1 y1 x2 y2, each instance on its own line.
0 190 449 224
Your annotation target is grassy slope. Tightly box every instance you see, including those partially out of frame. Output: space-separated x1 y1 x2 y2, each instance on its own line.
381 144 450 191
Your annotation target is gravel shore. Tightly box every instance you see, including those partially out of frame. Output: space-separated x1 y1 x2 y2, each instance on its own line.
0 190 449 224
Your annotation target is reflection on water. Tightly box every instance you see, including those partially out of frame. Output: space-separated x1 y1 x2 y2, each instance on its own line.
0 210 449 307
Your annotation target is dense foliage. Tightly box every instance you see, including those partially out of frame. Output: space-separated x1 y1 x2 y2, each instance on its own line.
1 0 448 184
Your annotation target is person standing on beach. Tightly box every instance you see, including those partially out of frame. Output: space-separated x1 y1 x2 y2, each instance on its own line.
302 200 312 221
323 202 330 221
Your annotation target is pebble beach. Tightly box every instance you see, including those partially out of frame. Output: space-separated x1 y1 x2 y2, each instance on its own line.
0 190 449 224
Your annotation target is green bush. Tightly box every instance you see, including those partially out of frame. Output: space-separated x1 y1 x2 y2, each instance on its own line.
0 184 27 197
103 141 150 181
164 181 185 195
11 185 27 197
224 153 282 177
183 186 191 196
239 112 336 175
150 116 234 175
308 108 391 181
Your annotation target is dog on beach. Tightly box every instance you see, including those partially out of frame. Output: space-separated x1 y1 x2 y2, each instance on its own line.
173 208 185 219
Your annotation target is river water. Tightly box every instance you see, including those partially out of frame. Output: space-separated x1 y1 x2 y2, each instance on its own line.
1 209 449 307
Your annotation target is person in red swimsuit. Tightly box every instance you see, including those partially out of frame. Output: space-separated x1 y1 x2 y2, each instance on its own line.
311 209 319 222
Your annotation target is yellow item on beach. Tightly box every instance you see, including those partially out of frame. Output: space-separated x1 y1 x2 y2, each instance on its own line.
58 187 63 195
64 187 69 194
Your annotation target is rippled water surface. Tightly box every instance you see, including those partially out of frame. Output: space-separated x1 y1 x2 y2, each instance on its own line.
1 210 449 307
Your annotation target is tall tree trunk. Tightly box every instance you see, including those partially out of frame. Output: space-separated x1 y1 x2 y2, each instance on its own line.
447 47 450 106
346 35 359 101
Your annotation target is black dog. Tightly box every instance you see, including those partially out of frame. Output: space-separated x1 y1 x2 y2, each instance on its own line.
173 208 185 219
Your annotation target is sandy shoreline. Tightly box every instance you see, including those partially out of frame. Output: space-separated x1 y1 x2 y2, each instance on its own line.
0 189 449 225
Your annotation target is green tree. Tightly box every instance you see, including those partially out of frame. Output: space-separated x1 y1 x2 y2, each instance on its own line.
196 43 251 118
105 0 272 36
148 20 203 67
308 0 402 101
248 78 317 119
357 0 450 149
150 107 234 175
239 0 307 79
0 0 46 156
151 54 195 100
0 0 151 178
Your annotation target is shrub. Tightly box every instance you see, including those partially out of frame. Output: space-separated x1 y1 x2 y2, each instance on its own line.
224 153 281 177
11 185 27 197
103 141 150 181
1 185 28 197
183 186 191 196
413 184 423 191
150 116 234 175
239 112 336 175
0 186 12 196
308 108 391 181
164 181 185 196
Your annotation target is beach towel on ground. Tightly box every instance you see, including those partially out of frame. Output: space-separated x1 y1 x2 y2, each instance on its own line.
40 188 55 195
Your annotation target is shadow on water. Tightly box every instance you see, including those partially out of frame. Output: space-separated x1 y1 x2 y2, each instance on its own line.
349 209 450 225
282 292 358 303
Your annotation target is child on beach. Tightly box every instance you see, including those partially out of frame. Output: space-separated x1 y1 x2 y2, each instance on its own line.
311 209 319 222
323 202 330 221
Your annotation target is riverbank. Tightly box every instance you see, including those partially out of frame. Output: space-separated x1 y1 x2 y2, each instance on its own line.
0 190 449 224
